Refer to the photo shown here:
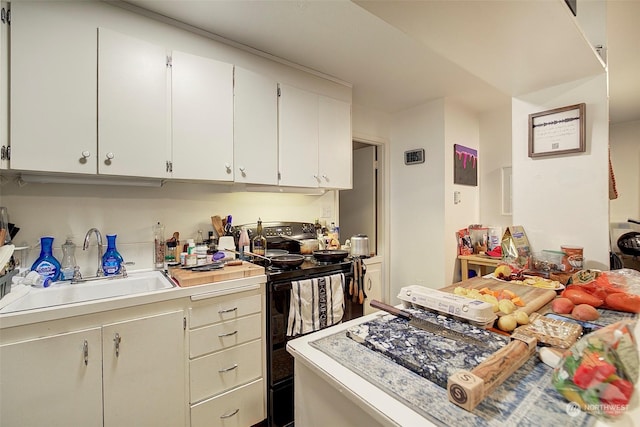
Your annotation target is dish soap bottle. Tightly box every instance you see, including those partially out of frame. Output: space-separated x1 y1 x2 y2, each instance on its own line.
31 236 62 283
60 237 78 281
102 234 124 275
252 218 267 257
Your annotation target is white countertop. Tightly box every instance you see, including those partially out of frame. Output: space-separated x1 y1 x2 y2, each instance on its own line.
287 310 640 427
0 269 266 329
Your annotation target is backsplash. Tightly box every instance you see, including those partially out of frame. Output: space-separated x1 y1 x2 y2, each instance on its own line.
1 180 336 276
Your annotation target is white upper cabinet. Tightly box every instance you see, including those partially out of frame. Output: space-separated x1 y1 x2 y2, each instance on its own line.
172 51 234 181
319 96 352 189
278 84 320 188
98 27 170 179
234 67 278 185
10 2 97 174
278 84 352 189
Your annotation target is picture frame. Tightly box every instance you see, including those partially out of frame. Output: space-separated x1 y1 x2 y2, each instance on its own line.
528 103 585 158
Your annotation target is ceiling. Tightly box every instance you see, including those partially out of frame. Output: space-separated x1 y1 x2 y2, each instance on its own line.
122 0 639 124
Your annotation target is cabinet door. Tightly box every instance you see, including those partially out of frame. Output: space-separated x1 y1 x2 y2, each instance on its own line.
363 261 383 316
234 67 278 185
172 50 233 181
278 84 319 187
98 27 170 178
0 327 103 426
319 96 352 189
10 2 97 173
102 310 185 427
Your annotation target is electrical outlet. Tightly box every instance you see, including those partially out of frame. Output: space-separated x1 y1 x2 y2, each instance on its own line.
322 205 333 218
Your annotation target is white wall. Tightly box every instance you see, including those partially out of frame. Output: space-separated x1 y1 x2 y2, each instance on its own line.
479 105 513 228
609 120 640 223
389 100 445 301
1 180 335 276
444 100 480 283
512 74 609 269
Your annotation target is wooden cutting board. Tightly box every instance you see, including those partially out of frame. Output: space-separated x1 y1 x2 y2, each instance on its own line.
169 262 265 287
440 277 557 315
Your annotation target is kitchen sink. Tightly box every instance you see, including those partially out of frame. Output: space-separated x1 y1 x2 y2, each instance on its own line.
0 270 175 314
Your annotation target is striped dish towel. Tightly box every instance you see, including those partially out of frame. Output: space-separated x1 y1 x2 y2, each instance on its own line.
286 273 345 337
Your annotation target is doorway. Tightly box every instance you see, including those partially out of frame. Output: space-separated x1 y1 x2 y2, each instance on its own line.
339 141 378 255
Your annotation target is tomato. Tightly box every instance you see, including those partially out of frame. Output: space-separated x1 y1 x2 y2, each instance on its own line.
562 288 604 307
573 359 616 389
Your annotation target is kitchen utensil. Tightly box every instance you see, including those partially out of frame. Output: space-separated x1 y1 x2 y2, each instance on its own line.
370 300 486 346
266 249 289 257
350 234 370 257
312 250 349 263
448 330 536 411
224 215 233 235
232 249 305 269
211 216 224 237
279 234 319 255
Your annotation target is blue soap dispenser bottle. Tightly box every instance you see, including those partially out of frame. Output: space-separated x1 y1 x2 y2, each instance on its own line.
102 234 124 275
31 236 62 283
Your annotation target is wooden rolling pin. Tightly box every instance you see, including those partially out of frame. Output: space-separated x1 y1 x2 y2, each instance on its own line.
447 331 537 411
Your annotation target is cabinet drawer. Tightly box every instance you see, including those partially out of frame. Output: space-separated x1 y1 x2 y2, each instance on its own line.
191 378 264 427
189 294 261 329
190 313 261 358
190 339 262 403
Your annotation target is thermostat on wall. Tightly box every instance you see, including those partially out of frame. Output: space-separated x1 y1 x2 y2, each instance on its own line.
404 149 425 165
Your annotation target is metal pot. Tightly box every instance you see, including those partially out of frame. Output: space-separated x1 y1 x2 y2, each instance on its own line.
350 234 370 257
617 231 640 257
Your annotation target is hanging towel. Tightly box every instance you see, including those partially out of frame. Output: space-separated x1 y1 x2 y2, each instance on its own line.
287 273 345 337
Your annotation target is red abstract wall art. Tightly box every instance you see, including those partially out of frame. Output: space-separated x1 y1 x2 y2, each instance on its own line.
454 144 477 186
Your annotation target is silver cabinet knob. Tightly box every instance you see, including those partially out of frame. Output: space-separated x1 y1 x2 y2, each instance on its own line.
106 152 115 160
81 151 91 159
225 163 231 173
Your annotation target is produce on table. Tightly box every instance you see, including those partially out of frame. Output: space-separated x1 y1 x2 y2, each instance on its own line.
560 272 640 313
514 310 530 325
551 297 575 314
453 286 525 313
552 320 638 417
571 304 600 321
497 314 517 332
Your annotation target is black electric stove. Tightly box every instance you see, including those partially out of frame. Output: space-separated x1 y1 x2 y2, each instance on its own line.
234 222 362 427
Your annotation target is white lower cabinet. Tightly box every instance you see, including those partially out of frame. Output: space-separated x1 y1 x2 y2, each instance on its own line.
0 327 103 426
188 290 265 426
363 259 383 315
0 309 186 427
191 378 264 427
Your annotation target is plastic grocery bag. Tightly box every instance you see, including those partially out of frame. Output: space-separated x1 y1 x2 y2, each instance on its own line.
552 320 638 417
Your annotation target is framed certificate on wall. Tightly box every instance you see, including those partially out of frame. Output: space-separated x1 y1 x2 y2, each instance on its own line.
528 103 585 158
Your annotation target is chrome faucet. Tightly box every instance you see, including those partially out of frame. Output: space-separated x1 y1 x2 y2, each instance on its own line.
83 228 104 277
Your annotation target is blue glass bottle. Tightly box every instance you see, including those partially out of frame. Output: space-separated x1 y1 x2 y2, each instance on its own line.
31 236 61 284
102 234 124 275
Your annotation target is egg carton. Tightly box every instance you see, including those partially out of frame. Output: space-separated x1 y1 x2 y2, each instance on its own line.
397 285 497 328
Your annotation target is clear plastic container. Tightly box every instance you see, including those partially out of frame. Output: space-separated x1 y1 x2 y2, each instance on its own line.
60 238 78 280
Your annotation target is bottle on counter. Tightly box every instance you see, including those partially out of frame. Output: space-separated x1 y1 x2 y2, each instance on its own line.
31 236 61 283
153 222 165 270
239 227 250 260
252 218 267 257
102 234 124 275
60 237 78 281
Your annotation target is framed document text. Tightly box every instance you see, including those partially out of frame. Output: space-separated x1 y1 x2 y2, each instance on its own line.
528 103 585 158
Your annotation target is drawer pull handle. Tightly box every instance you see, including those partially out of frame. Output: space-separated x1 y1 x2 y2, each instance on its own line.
218 330 238 338
218 363 238 373
218 307 238 314
220 408 239 419
83 340 89 366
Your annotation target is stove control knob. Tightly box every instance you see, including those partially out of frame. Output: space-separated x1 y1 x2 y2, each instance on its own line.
462 304 469 312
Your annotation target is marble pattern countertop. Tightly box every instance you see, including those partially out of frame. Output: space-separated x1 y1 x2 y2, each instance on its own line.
346 309 510 388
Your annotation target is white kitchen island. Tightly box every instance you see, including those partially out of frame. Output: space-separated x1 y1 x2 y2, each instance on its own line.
287 310 640 427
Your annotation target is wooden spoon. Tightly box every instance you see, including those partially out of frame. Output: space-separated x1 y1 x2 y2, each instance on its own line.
211 216 224 237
